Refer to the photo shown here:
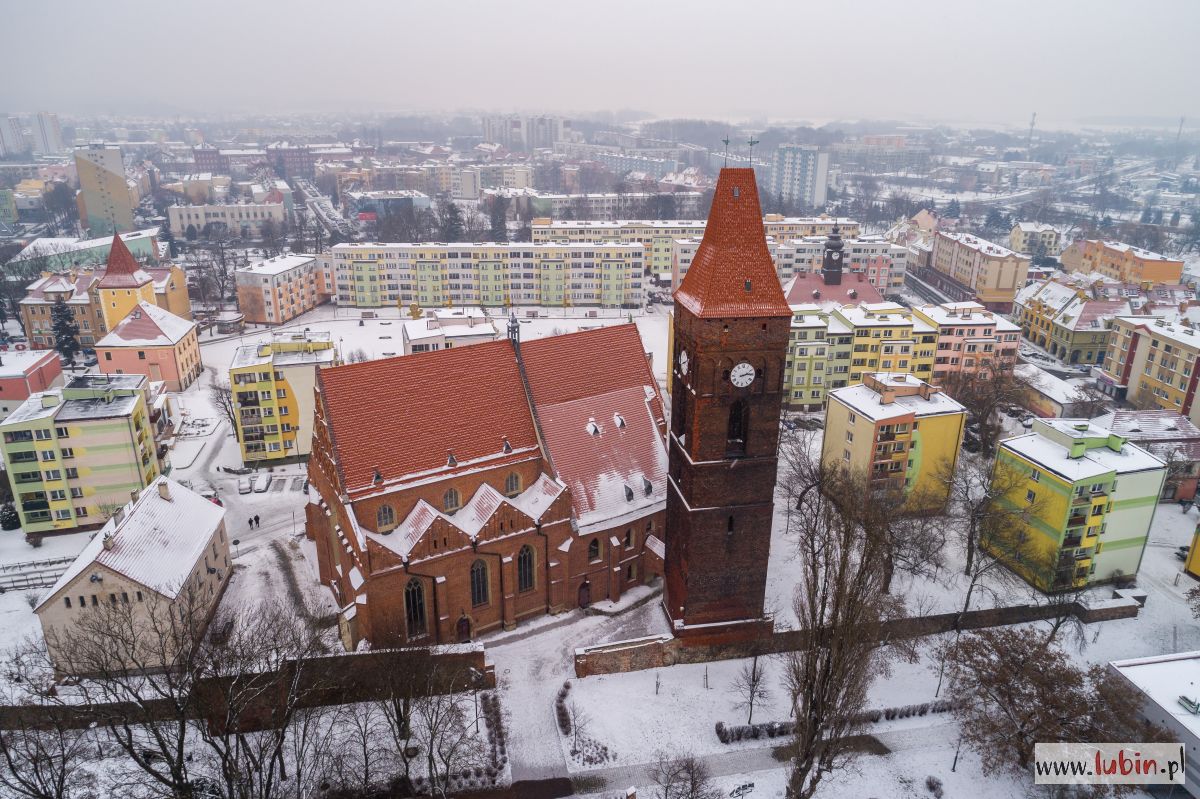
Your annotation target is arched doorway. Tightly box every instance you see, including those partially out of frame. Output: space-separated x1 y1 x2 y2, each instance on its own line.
578 581 591 608
456 615 472 643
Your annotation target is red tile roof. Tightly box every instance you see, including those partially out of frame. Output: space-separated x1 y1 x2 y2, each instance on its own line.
785 270 884 305
319 339 539 492
674 168 792 319
97 234 152 289
521 324 662 411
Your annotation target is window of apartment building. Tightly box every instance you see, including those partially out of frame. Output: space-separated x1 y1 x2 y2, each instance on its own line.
1031 469 1041 483
1026 489 1036 504
53 509 70 520
55 426 69 438
34 429 51 440
39 452 55 462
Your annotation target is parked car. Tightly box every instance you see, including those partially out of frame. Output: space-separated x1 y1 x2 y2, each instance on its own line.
253 474 272 493
238 478 252 494
199 487 222 506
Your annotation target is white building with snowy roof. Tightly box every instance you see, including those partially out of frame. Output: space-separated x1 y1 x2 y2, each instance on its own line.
34 476 230 674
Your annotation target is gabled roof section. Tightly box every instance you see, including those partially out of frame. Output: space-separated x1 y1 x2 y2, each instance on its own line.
97 301 196 347
318 339 540 492
674 168 792 319
97 234 152 289
521 324 663 414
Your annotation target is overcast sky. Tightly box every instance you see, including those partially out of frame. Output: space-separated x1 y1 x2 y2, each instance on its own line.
3 0 1197 130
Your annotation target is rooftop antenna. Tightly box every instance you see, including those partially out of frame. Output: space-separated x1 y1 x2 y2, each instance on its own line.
747 136 760 165
721 135 730 167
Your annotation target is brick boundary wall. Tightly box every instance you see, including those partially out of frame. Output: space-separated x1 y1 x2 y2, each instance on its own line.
574 593 1143 678
0 644 493 731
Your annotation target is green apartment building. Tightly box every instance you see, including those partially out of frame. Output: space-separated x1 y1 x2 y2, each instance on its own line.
1 374 160 533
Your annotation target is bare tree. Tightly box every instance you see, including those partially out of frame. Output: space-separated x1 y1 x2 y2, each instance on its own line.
943 627 1165 779
329 702 391 795
649 749 722 799
410 668 490 799
566 701 590 755
1068 382 1111 419
780 466 902 799
208 379 238 439
730 655 769 725
937 364 1032 455
0 640 95 799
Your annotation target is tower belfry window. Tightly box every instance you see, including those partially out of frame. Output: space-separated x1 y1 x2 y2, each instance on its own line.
727 399 749 456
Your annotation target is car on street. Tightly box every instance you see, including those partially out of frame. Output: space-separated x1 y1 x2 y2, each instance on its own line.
238 478 252 494
253 474 272 493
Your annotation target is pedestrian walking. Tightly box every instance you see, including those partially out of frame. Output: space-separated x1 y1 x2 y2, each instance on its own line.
254 514 260 528
249 517 254 530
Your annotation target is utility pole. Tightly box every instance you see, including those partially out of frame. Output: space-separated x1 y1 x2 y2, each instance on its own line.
1026 111 1037 160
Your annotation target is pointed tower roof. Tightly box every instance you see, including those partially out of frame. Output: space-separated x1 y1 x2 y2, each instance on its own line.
97 234 152 289
674 168 792 319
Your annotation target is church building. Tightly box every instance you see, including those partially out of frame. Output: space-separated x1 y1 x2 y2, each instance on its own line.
306 323 668 649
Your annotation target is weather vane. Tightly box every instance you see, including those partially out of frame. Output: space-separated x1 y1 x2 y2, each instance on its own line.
747 136 760 164
721 135 731 167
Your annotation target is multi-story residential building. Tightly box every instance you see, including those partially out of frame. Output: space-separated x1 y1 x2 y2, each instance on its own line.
328 242 646 310
32 112 64 154
402 309 498 355
229 332 337 464
532 216 860 276
1014 276 1130 367
343 190 432 219
1097 317 1200 426
0 116 27 157
167 201 287 239
0 374 161 534
991 418 1165 590
487 189 703 222
671 232 906 292
0 187 17 228
33 477 230 674
1093 409 1200 502
1009 222 1060 255
768 144 830 208
75 143 134 235
481 114 571 150
1068 240 1184 284
822 372 966 500
235 254 329 325
911 301 1020 380
96 302 202 392
0 351 64 421
924 231 1030 310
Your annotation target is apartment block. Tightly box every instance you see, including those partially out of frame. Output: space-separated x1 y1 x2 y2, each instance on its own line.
96 302 202 392
229 332 337 464
0 374 161 534
235 254 329 325
488 189 703 222
822 373 966 501
75 143 134 235
911 301 1020 380
768 144 830 207
0 350 64 421
1009 222 1060 255
167 201 287 239
1070 240 1184 283
925 231 1030 310
532 215 860 276
328 242 646 310
1098 317 1200 426
992 419 1165 590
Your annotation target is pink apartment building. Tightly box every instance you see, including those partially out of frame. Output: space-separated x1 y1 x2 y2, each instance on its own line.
912 301 1021 381
0 349 64 419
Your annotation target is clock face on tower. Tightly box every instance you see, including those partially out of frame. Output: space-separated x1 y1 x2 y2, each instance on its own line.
678 349 689 376
831 252 841 260
730 361 755 388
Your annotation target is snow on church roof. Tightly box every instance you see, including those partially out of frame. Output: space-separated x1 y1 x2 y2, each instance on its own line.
35 477 225 611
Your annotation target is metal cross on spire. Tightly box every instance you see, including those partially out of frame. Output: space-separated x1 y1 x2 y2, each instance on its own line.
721 135 731 167
747 136 760 164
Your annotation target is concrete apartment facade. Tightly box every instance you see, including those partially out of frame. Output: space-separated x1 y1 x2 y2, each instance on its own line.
230 332 337 464
328 242 646 310
910 301 1020 381
926 231 1030 310
0 374 161 534
1009 222 1060 255
167 202 287 239
235 254 329 325
1097 317 1200 427
768 144 830 207
0 350 64 421
1071 240 1184 284
75 143 133 235
993 419 1164 590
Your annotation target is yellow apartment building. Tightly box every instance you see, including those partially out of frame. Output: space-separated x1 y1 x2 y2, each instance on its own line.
1072 240 1183 283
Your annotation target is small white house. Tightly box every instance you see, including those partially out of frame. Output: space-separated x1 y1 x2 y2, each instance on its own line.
34 476 230 673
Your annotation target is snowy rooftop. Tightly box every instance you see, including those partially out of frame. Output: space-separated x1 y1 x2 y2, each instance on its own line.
236 254 316 276
97 301 196 347
1092 409 1200 442
1015 221 1056 233
937 230 1024 259
1093 240 1180 262
231 340 337 370
1111 651 1200 740
67 373 146 391
36 477 225 610
56 395 140 421
1114 317 1200 349
916 301 1020 331
0 349 58 378
14 227 159 261
828 373 966 422
1001 420 1164 482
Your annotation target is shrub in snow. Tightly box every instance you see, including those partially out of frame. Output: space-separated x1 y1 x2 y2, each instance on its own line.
926 775 944 798
0 502 19 531
27 533 43 548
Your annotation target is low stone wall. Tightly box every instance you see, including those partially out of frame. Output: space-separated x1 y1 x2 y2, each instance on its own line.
573 598 1141 678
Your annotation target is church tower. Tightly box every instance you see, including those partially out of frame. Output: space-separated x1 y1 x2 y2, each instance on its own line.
664 168 792 632
821 224 844 285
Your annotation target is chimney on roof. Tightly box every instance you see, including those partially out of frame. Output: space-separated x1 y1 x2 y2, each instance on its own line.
130 488 140 503
157 481 171 501
102 532 114 550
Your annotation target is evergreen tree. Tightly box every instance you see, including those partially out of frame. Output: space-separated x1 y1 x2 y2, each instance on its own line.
488 196 510 242
0 502 18 531
436 198 465 242
944 198 961 218
51 297 80 364
185 224 197 242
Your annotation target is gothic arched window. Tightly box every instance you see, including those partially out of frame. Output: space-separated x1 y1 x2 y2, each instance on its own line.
517 545 535 593
443 488 461 512
376 504 395 531
404 579 426 638
505 472 521 497
470 560 489 606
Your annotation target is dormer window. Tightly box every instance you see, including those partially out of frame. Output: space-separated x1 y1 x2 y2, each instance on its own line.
614 413 626 428
586 420 601 436
624 485 634 501
447 452 457 467
643 477 653 495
